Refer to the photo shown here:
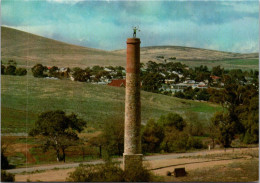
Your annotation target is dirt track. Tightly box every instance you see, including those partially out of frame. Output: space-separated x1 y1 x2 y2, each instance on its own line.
13 147 258 182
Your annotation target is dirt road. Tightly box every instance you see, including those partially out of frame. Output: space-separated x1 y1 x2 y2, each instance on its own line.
7 147 257 174
13 147 258 182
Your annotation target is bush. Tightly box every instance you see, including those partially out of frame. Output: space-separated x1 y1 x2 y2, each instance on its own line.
31 64 47 77
123 161 153 182
187 136 204 149
15 68 27 76
1 64 5 75
67 162 124 182
5 65 16 75
158 113 186 131
67 161 156 182
1 170 15 182
1 152 10 169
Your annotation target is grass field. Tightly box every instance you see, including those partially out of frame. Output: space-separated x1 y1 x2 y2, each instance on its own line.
1 75 221 134
170 58 259 70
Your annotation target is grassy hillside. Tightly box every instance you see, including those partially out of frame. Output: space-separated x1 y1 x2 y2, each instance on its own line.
1 26 124 68
1 75 221 134
2 26 258 70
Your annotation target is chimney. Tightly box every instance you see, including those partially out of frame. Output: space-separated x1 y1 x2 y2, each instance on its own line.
123 38 142 170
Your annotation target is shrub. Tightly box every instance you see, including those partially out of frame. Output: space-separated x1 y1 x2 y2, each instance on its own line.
186 136 204 149
1 152 10 169
67 161 156 182
1 64 5 75
1 170 15 182
123 161 153 182
15 68 27 76
31 64 47 77
67 162 124 182
158 113 186 131
5 65 16 75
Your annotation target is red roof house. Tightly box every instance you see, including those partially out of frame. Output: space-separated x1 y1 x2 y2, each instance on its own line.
210 75 221 80
108 79 126 87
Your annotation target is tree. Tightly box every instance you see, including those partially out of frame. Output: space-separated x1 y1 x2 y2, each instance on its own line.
1 170 15 182
5 65 16 75
49 66 59 77
142 72 164 92
1 62 5 75
101 115 124 156
15 68 27 76
89 135 106 158
31 64 47 77
141 119 164 153
211 111 236 148
72 67 91 82
158 113 186 131
212 65 224 77
29 110 86 162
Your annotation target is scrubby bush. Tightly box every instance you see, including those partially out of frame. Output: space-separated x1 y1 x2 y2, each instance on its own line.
1 170 15 182
142 119 164 153
31 64 47 77
1 63 5 74
5 65 16 75
158 113 186 131
67 161 157 182
1 151 10 170
15 68 27 76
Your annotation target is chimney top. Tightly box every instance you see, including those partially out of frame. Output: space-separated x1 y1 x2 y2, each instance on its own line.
126 38 141 44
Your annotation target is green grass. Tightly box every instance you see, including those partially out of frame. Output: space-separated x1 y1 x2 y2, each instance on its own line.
2 75 221 133
177 58 259 70
8 152 26 167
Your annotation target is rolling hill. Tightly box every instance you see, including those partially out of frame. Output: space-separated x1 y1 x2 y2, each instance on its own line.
1 74 220 134
1 26 258 69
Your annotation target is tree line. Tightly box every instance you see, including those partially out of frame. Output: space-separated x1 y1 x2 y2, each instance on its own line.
1 60 27 76
31 63 125 82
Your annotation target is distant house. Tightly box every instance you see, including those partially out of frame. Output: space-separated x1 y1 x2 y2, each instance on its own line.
210 75 221 80
108 79 126 87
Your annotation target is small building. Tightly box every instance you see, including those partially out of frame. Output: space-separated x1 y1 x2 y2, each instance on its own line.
108 79 126 87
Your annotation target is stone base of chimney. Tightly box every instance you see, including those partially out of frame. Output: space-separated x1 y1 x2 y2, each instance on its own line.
123 153 143 171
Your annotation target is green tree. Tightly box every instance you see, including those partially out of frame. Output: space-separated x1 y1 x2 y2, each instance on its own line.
1 62 5 75
211 111 236 148
5 65 16 75
212 65 224 76
158 113 186 131
1 170 15 182
31 64 47 77
72 67 91 82
15 68 27 76
101 116 124 156
141 119 164 153
142 72 164 92
49 66 59 77
29 110 86 162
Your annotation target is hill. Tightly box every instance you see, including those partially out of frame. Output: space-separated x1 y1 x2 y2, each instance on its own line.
1 26 124 68
1 75 220 134
1 26 258 69
113 45 258 61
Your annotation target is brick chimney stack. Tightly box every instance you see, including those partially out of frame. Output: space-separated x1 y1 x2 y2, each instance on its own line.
123 38 142 170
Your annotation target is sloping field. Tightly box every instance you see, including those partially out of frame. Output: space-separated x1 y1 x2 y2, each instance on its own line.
113 45 258 61
1 26 124 68
2 26 258 69
1 75 220 133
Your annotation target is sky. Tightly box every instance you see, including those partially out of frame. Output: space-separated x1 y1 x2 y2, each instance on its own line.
1 0 259 53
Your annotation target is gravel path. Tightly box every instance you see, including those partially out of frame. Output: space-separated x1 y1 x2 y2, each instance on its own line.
6 147 258 174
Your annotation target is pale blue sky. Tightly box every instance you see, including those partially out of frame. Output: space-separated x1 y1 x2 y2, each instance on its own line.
2 0 259 53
